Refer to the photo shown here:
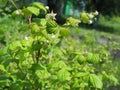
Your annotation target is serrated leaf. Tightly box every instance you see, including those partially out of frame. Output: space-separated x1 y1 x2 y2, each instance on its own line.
36 70 51 79
22 8 32 18
48 61 68 69
60 27 70 37
108 75 119 85
30 23 40 34
46 20 58 34
8 41 22 51
75 72 88 77
30 63 46 73
90 74 103 89
27 6 40 16
40 19 46 26
33 18 46 26
46 20 58 28
57 68 71 82
32 2 47 13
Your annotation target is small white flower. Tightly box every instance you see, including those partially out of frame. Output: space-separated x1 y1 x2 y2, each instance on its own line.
89 20 93 24
46 40 49 43
16 10 20 15
51 34 55 39
95 11 99 15
89 13 94 18
45 6 49 10
46 11 57 20
25 36 29 40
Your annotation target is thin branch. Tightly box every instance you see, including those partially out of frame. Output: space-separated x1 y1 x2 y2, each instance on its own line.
9 0 18 10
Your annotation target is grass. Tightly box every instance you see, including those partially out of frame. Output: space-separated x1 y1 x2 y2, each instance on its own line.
98 15 120 34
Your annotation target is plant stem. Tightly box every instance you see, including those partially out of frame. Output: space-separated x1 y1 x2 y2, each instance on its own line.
9 0 18 10
36 49 40 63
28 15 32 24
36 36 41 63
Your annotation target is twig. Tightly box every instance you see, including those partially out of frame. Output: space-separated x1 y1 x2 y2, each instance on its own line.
9 0 18 10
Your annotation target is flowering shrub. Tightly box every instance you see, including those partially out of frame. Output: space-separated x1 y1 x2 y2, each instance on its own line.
0 1 119 90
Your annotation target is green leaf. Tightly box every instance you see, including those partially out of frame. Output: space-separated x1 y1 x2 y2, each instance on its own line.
75 72 88 77
30 63 46 73
64 17 80 26
10 80 24 90
46 20 58 34
0 47 7 56
18 24 29 32
76 55 86 64
22 8 32 18
57 68 71 82
60 27 70 37
35 69 51 79
32 2 47 13
86 53 99 64
108 75 119 85
30 23 40 34
3 59 13 68
48 61 69 70
0 80 10 87
0 29 4 35
39 19 46 26
0 74 11 87
0 8 3 13
0 64 6 71
46 27 58 34
80 82 88 88
46 20 58 28
89 74 103 89
72 79 79 88
80 13 90 23
33 18 46 26
0 0 7 7
32 41 44 51
8 41 22 51
12 10 23 17
27 6 40 16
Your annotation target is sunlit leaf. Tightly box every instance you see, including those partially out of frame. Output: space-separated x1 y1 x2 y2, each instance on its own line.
60 27 70 37
75 72 88 77
27 6 40 16
108 75 119 85
32 2 47 13
57 68 71 82
90 74 103 89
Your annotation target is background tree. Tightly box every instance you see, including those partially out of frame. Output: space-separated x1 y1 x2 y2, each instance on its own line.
86 0 120 15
